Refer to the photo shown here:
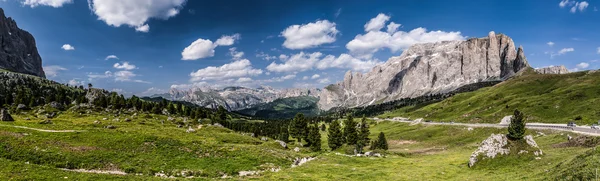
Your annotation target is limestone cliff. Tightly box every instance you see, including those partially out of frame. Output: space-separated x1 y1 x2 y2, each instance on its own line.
0 8 45 78
535 65 569 74
319 31 530 110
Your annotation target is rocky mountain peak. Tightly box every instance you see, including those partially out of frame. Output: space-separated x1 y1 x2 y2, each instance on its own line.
318 31 530 110
535 65 569 74
0 8 45 78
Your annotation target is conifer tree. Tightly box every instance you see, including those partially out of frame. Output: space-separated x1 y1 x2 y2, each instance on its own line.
327 120 344 150
343 115 358 145
356 116 370 153
279 126 289 142
507 109 526 140
374 132 388 150
289 113 308 143
308 124 321 151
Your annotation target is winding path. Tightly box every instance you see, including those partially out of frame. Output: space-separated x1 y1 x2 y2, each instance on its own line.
0 124 85 133
376 117 600 136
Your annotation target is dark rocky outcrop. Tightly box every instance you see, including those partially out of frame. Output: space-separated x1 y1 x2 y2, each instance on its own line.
0 8 45 77
1 108 14 121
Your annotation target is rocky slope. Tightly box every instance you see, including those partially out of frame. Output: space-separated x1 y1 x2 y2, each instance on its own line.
534 65 569 74
151 86 321 111
0 8 45 78
319 31 530 110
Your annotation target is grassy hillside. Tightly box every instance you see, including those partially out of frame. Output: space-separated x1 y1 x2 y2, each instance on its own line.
236 96 320 119
0 110 306 179
380 70 600 125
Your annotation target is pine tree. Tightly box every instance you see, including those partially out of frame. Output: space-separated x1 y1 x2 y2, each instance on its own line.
278 126 289 142
308 124 321 151
356 116 370 153
327 120 344 150
289 113 308 143
507 109 526 140
343 115 358 145
374 132 388 150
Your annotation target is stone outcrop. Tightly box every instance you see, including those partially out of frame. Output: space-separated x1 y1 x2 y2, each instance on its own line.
469 134 542 167
152 86 321 111
0 8 45 77
318 32 530 110
534 65 569 74
0 108 14 121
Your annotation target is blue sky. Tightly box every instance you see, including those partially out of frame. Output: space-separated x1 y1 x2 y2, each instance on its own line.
1 0 599 96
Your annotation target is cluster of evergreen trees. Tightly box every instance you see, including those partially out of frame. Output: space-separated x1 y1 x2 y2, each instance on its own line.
327 115 387 153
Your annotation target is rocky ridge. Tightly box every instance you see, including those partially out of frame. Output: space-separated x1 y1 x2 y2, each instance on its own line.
152 86 321 111
0 8 45 77
534 65 569 74
318 31 530 110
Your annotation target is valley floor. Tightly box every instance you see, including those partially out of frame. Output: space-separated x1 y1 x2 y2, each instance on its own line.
0 112 597 180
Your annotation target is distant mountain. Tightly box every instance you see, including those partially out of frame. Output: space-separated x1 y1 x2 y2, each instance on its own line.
0 8 45 78
319 31 530 110
151 86 321 111
236 96 320 119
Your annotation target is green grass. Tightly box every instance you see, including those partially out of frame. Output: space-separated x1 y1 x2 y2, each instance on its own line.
0 109 305 179
262 121 595 180
380 70 600 125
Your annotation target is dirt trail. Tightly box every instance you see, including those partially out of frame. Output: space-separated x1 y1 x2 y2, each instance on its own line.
0 124 85 133
60 168 127 175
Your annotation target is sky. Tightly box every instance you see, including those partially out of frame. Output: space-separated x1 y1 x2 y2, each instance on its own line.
1 0 599 97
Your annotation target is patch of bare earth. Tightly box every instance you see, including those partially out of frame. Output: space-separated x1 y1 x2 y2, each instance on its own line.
60 168 127 175
388 140 417 146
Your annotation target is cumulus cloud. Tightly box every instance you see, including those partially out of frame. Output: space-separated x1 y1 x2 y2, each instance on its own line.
181 34 240 60
105 55 119 60
547 47 574 58
236 77 253 83
43 65 67 77
87 71 113 81
113 62 137 70
576 62 590 69
61 44 75 51
266 52 381 73
189 59 263 81
87 0 186 32
68 79 85 86
114 70 150 83
560 0 589 13
170 82 209 89
281 20 339 49
229 47 244 60
20 0 73 8
346 13 465 56
547 42 554 47
302 76 309 80
256 51 277 61
317 78 330 84
311 74 320 79
364 13 390 32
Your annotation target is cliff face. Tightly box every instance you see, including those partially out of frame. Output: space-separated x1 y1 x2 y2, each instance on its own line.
535 66 569 74
319 31 530 110
0 8 45 78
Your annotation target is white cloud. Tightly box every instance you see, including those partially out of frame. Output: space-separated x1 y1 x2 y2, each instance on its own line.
87 71 113 81
87 0 186 32
364 13 390 32
21 0 73 8
113 62 136 70
170 82 209 89
386 22 401 34
189 59 263 81
135 24 149 32
105 55 119 60
68 79 84 86
140 87 167 96
267 52 381 73
229 47 244 60
114 70 150 83
267 52 323 73
347 14 465 56
256 51 277 61
547 48 574 58
61 44 75 51
311 74 320 79
570 1 589 13
181 34 240 60
279 54 289 61
317 78 330 84
281 20 339 49
43 65 67 77
215 34 241 46
236 77 253 83
302 76 309 80
547 42 554 47
560 0 574 8
576 62 590 69
558 48 575 54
